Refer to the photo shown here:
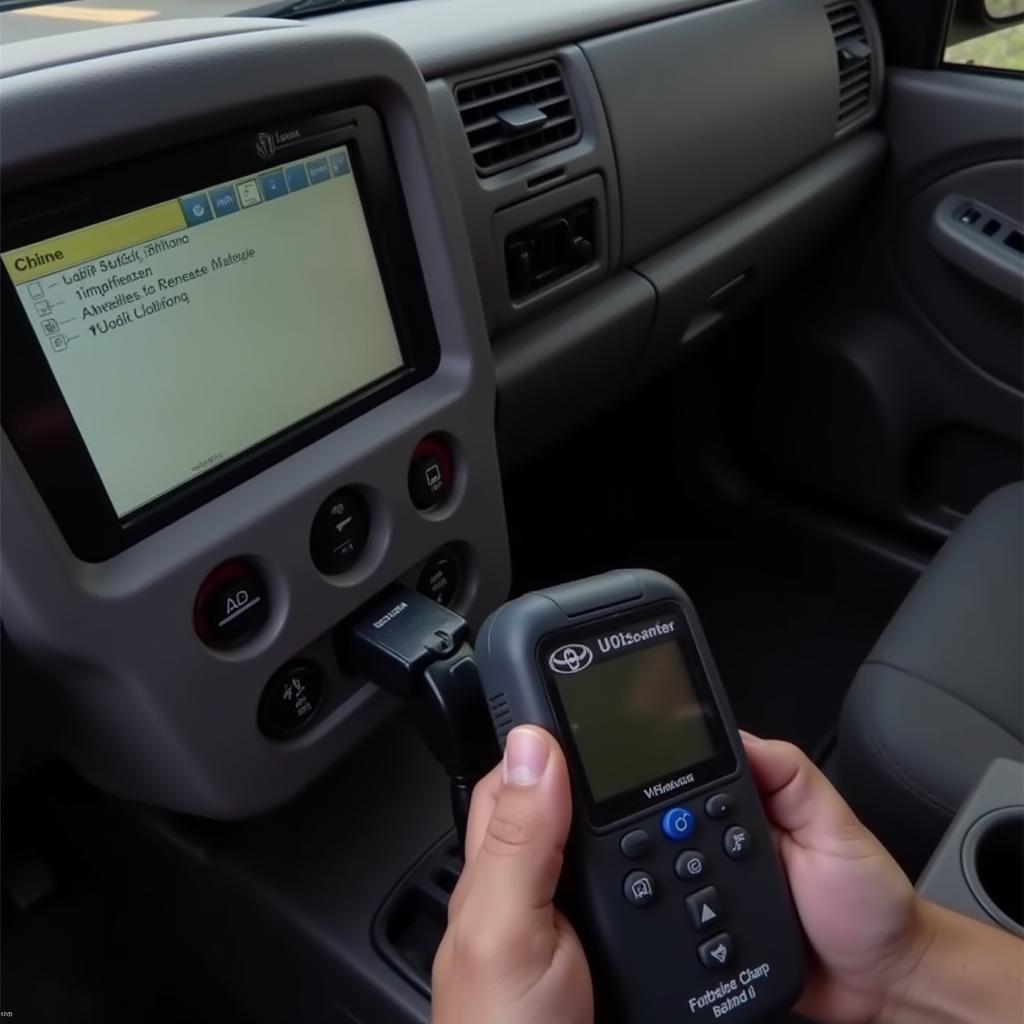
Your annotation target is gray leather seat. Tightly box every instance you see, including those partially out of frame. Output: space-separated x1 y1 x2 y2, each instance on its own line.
838 482 1024 878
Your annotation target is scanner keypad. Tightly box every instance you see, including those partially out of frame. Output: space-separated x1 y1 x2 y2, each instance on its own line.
616 791 751 970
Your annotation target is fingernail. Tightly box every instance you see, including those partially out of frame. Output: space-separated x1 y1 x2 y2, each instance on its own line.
739 730 764 745
503 728 549 787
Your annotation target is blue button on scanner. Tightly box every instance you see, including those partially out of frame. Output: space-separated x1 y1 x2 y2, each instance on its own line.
661 806 696 841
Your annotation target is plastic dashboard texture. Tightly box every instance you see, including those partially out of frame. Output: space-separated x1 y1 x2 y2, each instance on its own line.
582 0 839 264
0 22 511 818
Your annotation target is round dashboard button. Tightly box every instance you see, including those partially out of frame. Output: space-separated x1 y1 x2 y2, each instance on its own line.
258 661 325 739
194 561 269 648
310 487 371 574
417 550 461 607
409 438 454 511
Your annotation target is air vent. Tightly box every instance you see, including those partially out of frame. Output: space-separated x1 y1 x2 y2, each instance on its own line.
455 61 580 175
827 2 873 131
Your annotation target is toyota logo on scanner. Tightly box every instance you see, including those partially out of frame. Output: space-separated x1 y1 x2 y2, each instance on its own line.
548 644 594 674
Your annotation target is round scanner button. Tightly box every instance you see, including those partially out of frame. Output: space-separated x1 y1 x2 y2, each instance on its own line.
661 806 696 841
620 829 653 859
623 870 656 907
675 849 707 880
705 793 733 819
723 825 752 860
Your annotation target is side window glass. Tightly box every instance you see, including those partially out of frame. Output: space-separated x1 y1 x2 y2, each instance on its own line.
945 0 1024 72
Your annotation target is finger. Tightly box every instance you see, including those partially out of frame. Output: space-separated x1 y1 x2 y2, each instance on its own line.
741 732 858 839
446 765 502 920
456 726 572 956
464 764 501 866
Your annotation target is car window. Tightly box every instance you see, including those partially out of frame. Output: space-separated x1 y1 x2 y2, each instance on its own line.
945 0 1024 73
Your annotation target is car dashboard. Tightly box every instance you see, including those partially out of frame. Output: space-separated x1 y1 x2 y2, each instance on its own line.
0 0 886 824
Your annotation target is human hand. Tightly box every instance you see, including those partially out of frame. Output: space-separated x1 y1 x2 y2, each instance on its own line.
431 725 594 1024
741 732 930 1023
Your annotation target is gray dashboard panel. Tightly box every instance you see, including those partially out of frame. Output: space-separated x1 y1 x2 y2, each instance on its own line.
582 0 839 263
0 23 511 817
427 47 623 336
329 0 737 79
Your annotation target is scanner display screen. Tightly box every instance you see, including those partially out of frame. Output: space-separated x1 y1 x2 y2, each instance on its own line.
542 607 736 826
1 144 403 519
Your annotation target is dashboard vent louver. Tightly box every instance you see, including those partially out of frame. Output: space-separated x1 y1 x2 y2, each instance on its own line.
827 2 873 131
455 61 580 175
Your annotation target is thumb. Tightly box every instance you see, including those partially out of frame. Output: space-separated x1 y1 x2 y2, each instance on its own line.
457 726 572 965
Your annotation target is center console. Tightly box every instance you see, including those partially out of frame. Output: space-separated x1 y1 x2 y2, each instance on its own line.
917 758 1024 938
0 24 510 818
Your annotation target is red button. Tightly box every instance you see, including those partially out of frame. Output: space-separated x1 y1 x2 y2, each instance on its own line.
409 437 454 511
194 560 269 648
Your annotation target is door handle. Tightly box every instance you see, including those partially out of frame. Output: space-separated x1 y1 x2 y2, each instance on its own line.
929 194 1024 304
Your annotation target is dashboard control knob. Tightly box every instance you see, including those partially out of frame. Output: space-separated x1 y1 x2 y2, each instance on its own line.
417 550 461 607
258 661 325 739
409 437 454 511
194 560 269 648
310 487 370 574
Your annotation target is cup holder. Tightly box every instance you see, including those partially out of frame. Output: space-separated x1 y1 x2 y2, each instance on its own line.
961 806 1024 937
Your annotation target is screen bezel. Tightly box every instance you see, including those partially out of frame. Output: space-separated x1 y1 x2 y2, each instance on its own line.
1 105 440 562
539 600 738 830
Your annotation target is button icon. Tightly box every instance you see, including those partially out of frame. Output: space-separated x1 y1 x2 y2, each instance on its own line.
309 487 371 575
623 870 656 907
329 150 351 177
194 560 269 648
210 184 240 217
674 849 706 880
723 825 752 860
259 169 288 201
307 156 330 184
409 438 454 511
417 550 462 608
237 180 262 208
661 806 696 841
258 661 325 740
684 886 723 931
697 933 734 970
285 164 309 192
180 193 214 226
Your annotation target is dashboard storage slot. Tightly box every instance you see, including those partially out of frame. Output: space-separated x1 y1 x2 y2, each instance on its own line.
505 200 596 299
373 833 463 996
492 175 607 321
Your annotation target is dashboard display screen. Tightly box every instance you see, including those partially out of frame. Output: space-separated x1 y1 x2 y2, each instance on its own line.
1 144 404 518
